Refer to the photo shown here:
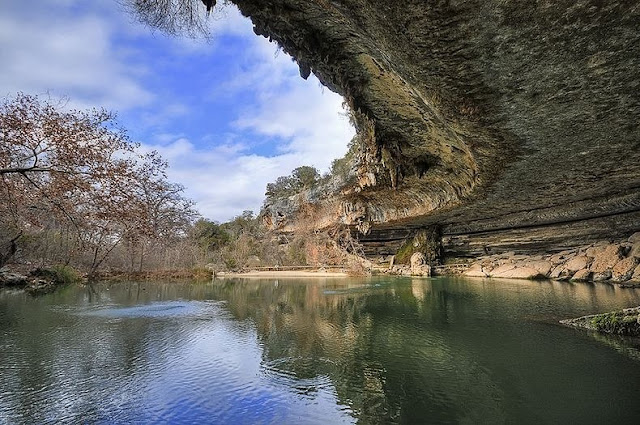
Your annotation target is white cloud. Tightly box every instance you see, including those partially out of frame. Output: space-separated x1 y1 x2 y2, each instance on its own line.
222 25 355 170
142 137 309 221
143 92 353 223
140 5 254 57
234 78 352 166
210 4 255 37
150 32 354 221
0 0 355 222
141 6 355 221
0 3 153 111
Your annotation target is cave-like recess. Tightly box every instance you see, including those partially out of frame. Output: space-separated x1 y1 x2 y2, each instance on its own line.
232 0 640 258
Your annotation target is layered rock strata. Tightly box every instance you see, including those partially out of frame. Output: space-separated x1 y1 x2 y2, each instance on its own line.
462 232 640 285
232 0 640 258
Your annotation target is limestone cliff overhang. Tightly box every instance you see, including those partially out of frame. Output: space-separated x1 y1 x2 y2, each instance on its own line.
231 0 640 254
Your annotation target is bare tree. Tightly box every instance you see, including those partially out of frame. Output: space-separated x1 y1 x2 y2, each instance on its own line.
0 93 195 273
122 0 228 37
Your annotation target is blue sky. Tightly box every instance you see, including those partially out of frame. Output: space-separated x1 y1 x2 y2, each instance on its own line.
0 0 354 221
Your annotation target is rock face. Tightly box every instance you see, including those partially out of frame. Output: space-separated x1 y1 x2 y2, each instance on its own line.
410 252 431 277
0 267 72 295
231 1 640 258
462 234 640 285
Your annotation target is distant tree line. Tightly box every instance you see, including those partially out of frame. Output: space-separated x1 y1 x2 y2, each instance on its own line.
264 138 359 206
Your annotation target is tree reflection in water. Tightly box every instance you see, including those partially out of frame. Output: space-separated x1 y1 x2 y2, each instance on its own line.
2 277 640 424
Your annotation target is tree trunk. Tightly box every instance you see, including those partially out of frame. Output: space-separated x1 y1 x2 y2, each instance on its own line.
0 232 22 268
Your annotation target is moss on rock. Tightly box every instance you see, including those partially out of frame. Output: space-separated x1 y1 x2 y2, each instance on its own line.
561 307 640 337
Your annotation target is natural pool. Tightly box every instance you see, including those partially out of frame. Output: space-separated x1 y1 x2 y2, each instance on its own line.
1 277 640 424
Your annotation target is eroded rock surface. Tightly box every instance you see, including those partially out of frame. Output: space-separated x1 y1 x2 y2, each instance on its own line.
462 233 640 285
231 0 640 258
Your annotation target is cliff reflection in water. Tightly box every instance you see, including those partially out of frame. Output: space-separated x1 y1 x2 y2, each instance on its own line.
207 277 640 424
2 277 640 424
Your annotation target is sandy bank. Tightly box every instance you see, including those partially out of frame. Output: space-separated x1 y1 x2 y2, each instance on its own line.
218 270 349 278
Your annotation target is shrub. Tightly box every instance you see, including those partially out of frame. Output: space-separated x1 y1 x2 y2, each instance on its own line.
52 265 82 284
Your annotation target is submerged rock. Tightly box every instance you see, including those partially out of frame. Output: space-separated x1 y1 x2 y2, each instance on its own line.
561 307 640 337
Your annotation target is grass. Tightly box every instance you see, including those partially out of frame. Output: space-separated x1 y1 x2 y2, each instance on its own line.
590 312 640 335
394 239 417 265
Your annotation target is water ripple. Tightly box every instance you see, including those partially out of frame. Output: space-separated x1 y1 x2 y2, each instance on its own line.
73 300 217 319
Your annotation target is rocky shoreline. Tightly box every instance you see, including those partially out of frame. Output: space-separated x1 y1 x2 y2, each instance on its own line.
0 267 74 295
0 267 214 296
4 233 639 292
462 233 640 286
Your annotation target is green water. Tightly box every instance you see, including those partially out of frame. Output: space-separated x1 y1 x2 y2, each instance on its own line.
1 276 640 424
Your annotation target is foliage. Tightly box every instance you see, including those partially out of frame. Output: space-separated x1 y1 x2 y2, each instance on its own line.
190 219 230 251
52 265 82 285
0 92 366 275
393 227 442 265
329 137 358 182
265 166 321 202
263 137 359 211
590 312 640 336
394 239 416 265
222 210 260 238
0 93 196 274
292 166 320 189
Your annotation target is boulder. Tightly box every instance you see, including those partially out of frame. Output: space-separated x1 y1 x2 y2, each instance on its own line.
410 252 426 267
463 263 487 277
561 306 640 336
571 269 592 281
523 260 552 277
589 244 623 273
549 250 576 265
482 261 499 273
549 265 570 280
629 232 640 244
632 264 640 282
491 266 545 280
413 265 432 277
410 252 431 276
592 271 612 282
488 263 517 276
585 243 609 258
564 255 591 273
611 257 640 282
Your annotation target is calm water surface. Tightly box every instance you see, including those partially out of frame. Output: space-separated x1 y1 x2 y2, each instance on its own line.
2 277 640 424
